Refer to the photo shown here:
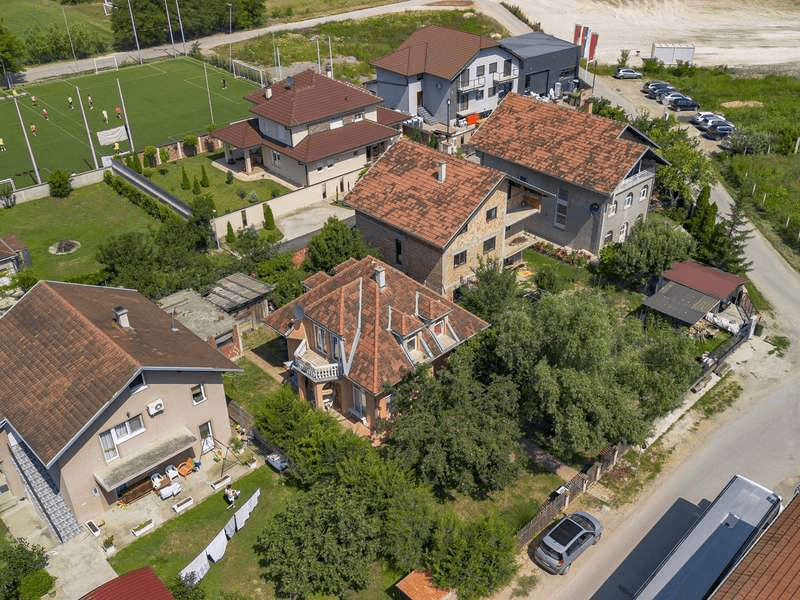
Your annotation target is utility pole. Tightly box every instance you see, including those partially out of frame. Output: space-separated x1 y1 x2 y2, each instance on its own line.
62 7 77 64
163 0 176 56
227 3 233 71
126 0 143 64
175 0 187 55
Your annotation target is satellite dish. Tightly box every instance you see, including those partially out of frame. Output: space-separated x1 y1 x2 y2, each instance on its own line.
293 303 305 322
589 203 601 214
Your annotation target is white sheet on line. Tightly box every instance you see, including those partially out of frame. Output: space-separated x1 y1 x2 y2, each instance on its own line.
205 528 228 563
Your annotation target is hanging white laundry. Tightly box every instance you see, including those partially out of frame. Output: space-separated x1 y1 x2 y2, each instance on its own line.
224 515 237 539
234 502 251 530
180 550 210 582
205 528 228 563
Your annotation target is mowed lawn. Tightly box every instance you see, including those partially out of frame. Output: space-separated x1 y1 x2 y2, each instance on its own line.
0 182 156 280
0 58 257 186
0 0 111 40
109 467 293 599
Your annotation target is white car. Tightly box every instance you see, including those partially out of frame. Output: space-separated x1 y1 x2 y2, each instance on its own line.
614 67 643 79
661 91 688 105
690 111 723 125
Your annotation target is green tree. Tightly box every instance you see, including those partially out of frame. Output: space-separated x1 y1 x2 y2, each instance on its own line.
47 170 72 198
168 574 206 600
232 227 275 273
0 21 25 79
143 145 157 166
262 203 275 229
599 219 694 287
706 199 753 274
181 166 190 190
305 217 376 274
183 134 198 156
200 164 210 187
226 221 235 243
458 259 521 322
192 176 201 195
256 252 305 306
591 97 628 123
18 569 54 600
616 49 630 69
255 485 381 599
0 537 48 598
656 136 716 207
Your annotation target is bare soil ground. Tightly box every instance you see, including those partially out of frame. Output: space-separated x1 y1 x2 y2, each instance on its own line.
513 0 800 72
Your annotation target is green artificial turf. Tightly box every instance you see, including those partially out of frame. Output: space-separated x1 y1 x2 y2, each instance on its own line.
0 0 111 40
0 57 257 186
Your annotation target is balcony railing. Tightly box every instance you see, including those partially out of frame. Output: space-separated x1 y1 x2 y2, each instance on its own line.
493 68 519 83
292 339 340 383
619 168 655 189
457 75 485 91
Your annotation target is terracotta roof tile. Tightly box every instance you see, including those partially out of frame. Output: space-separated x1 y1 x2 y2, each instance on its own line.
80 567 175 600
0 235 26 258
212 119 264 149
470 93 651 195
663 260 747 300
303 271 332 290
0 282 239 466
396 571 452 600
261 120 398 163
345 138 505 249
372 26 499 80
265 258 488 395
247 70 381 126
377 106 409 126
711 494 800 599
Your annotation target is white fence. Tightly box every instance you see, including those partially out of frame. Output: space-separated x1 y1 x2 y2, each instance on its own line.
8 169 106 205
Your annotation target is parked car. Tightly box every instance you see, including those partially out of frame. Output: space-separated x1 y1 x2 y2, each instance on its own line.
690 111 723 124
641 80 666 92
706 122 736 139
670 97 701 111
533 512 603 575
647 85 675 100
696 116 733 131
614 67 643 79
661 91 688 105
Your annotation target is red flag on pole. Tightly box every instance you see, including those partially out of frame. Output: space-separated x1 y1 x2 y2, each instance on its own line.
588 33 599 61
573 24 582 46
581 26 591 58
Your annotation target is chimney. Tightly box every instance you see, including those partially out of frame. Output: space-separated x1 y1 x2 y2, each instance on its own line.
113 306 130 329
438 161 447 183
285 76 293 89
374 266 386 289
265 87 273 100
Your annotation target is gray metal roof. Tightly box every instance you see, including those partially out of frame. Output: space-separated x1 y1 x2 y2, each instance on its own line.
643 281 719 325
158 289 235 340
205 272 275 313
500 32 578 60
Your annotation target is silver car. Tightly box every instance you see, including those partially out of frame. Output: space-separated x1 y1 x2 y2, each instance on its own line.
614 67 643 79
533 511 603 575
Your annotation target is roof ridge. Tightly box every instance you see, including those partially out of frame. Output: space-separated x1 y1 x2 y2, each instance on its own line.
372 276 380 393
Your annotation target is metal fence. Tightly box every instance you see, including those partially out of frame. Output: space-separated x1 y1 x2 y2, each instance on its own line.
110 159 192 218
516 444 626 551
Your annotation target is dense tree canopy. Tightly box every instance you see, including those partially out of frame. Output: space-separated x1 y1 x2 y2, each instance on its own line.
0 21 25 75
458 259 522 322
305 217 376 274
0 537 48 598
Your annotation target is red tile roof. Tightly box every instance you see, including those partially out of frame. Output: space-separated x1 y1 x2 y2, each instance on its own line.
0 282 239 466
469 93 652 196
261 120 398 163
80 567 175 600
0 235 26 258
371 26 499 80
345 138 505 249
247 70 381 126
663 260 747 300
396 571 453 600
377 106 409 127
212 119 264 149
711 494 800 600
266 257 488 395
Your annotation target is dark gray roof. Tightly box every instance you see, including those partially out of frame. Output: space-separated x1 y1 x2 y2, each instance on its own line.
643 281 719 325
206 273 275 312
500 32 578 60
158 289 235 340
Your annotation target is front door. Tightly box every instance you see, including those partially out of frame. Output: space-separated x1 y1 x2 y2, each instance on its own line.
416 90 423 109
199 421 214 454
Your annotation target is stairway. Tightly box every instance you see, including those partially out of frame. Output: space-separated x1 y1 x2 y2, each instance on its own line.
8 440 83 542
416 105 436 125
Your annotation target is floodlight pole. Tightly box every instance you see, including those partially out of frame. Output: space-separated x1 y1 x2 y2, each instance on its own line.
175 0 187 55
328 36 333 78
76 85 99 170
127 0 143 65
316 38 321 74
116 78 135 151
227 3 233 72
163 0 176 56
203 62 215 125
13 96 41 184
62 7 78 64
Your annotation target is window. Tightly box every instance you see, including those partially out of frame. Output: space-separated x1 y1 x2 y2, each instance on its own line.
317 164 324 172
619 221 629 242
404 336 417 352
640 185 649 202
489 86 497 97
457 93 468 112
332 337 341 361
476 65 485 77
433 319 446 336
460 70 470 87
489 62 497 74
199 421 214 454
99 414 145 462
327 159 335 169
503 59 512 76
127 373 146 394
191 383 206 405
271 150 281 164
483 237 496 253
608 200 617 217
395 238 402 265
603 230 614 245
555 190 568 229
486 206 497 221
353 112 364 122
352 386 366 418
330 118 343 129
624 192 633 208
453 250 467 267
315 324 328 354
241 210 248 227
476 89 485 101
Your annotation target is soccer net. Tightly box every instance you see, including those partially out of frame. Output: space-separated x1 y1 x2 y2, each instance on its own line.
93 56 119 75
231 59 267 88
102 0 113 16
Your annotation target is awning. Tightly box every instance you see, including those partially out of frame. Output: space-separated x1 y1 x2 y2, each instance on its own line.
94 427 197 492
643 281 720 325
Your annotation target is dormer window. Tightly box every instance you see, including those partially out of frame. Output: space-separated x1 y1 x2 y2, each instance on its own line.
127 373 146 394
353 112 364 122
404 336 417 352
433 319 446 336
315 324 328 354
332 336 341 360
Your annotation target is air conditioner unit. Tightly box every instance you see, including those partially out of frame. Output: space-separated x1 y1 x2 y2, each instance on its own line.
147 399 165 416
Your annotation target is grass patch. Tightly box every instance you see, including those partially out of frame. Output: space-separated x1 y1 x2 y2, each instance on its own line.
242 327 278 351
450 466 562 532
0 182 156 280
601 442 670 507
2 0 111 41
261 0 397 26
522 248 592 289
351 562 404 600
109 467 293 599
765 335 790 358
745 280 771 312
146 152 289 215
695 330 733 356
511 574 539 598
694 374 742 417
229 10 507 83
224 357 281 415
252 336 288 369
0 57 257 186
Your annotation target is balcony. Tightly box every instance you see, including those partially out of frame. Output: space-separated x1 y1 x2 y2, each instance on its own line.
493 68 519 83
457 75 485 91
503 231 537 258
619 168 655 190
292 340 340 383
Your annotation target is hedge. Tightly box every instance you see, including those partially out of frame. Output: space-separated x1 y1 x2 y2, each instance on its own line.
103 171 178 223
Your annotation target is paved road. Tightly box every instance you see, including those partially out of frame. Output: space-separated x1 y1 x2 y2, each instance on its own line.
20 1 528 84
524 83 800 600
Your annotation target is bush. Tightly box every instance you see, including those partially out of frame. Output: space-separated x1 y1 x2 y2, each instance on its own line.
226 222 235 243
263 204 275 229
200 165 210 187
144 145 157 166
18 569 54 600
47 170 72 198
103 171 177 222
225 171 234 184
192 177 201 195
181 167 190 190
159 147 170 164
183 134 198 155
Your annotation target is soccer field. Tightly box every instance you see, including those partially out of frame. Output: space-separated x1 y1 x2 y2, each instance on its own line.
0 58 258 187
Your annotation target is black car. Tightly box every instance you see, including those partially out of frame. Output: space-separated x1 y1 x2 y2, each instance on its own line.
669 97 700 111
706 123 736 139
641 80 666 92
646 85 675 99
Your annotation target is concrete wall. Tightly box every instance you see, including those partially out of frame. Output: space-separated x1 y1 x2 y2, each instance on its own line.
375 68 412 113
307 148 367 187
57 370 231 523
516 46 580 95
10 168 106 205
598 171 654 247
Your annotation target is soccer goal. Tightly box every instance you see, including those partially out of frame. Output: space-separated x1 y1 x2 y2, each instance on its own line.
93 56 119 75
231 59 267 88
102 0 113 16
